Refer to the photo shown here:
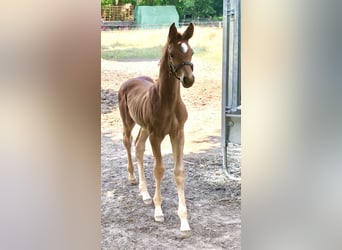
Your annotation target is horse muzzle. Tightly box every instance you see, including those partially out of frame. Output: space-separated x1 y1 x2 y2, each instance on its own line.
182 74 195 88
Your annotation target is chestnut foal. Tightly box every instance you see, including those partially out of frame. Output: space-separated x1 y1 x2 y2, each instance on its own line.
118 23 195 235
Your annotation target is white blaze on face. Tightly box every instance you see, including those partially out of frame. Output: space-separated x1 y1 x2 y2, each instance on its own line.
181 42 188 54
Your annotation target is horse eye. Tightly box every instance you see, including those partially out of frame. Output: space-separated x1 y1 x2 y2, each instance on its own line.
170 53 174 58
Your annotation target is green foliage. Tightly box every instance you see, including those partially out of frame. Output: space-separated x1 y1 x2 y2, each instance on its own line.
101 0 114 6
212 0 223 16
103 0 222 18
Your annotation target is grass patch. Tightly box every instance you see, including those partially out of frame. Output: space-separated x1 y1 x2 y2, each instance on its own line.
101 27 222 63
192 46 208 55
102 45 163 60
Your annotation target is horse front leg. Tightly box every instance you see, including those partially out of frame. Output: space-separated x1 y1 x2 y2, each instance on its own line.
149 134 165 222
170 129 191 235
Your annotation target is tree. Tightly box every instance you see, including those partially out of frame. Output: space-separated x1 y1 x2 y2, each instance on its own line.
212 0 223 17
101 0 114 6
177 0 215 18
102 0 222 19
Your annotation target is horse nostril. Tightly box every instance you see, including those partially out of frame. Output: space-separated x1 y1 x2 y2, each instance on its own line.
182 75 195 88
189 74 195 82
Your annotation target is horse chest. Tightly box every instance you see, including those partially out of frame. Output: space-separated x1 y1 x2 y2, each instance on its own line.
145 107 184 135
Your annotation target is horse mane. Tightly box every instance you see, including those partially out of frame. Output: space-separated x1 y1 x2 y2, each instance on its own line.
159 40 169 70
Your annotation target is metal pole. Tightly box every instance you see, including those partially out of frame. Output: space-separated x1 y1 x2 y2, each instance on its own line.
222 0 241 180
222 0 231 176
232 0 239 112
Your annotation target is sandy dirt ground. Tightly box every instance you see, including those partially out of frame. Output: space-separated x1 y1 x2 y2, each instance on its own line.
101 58 241 249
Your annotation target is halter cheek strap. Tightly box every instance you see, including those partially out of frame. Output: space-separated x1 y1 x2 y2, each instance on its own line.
169 55 194 80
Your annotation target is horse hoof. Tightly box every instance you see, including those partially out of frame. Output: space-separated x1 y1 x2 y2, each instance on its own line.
154 215 164 222
179 230 191 239
129 178 137 185
143 198 152 205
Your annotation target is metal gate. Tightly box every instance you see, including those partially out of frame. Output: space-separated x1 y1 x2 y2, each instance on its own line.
221 0 241 180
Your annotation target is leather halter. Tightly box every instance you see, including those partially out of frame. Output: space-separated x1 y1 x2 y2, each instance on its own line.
168 55 194 80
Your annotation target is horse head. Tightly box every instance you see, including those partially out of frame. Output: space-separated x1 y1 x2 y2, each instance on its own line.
167 23 195 88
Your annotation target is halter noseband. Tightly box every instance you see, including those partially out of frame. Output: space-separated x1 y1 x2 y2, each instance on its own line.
169 55 194 80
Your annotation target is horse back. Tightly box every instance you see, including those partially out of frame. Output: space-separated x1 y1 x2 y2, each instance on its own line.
118 76 154 100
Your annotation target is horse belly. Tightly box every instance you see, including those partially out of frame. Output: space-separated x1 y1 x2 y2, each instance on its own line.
122 78 157 130
127 92 150 127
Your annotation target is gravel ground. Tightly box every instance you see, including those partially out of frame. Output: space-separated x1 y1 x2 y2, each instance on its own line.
101 59 241 249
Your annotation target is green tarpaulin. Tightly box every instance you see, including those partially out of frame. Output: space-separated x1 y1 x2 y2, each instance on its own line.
134 5 179 28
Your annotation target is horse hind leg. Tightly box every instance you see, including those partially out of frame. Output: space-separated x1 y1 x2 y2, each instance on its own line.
135 127 152 205
122 122 137 185
119 98 137 185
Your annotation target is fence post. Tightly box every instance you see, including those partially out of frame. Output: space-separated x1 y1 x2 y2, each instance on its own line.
221 0 241 180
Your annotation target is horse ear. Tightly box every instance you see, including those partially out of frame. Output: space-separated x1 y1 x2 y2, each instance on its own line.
182 23 194 40
168 23 180 43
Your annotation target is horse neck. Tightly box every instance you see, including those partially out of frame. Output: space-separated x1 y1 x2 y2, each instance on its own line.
157 53 181 106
